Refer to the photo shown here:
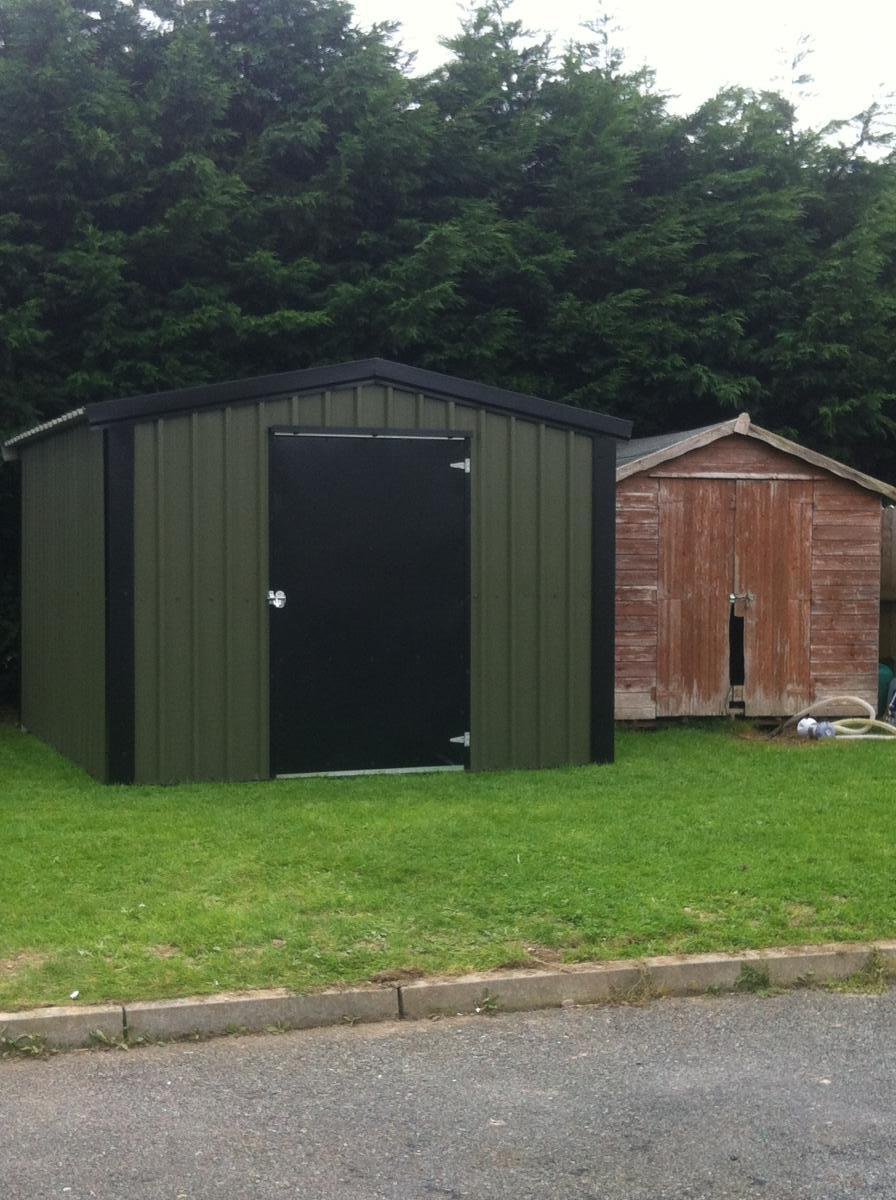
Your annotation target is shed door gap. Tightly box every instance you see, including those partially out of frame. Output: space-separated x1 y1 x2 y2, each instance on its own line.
728 605 745 710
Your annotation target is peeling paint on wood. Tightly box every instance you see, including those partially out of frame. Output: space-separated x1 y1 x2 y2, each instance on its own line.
656 478 734 716
735 479 812 716
615 433 883 720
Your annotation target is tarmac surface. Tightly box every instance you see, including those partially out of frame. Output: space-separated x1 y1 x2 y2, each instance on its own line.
1 986 894 1199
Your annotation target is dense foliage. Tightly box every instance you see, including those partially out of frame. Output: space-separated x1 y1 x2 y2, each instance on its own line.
2 0 895 701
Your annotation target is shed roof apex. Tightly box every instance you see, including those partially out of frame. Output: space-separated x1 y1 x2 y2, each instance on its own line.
617 413 896 501
3 359 632 459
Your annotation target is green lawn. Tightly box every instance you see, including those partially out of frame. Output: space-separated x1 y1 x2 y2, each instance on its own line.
1 722 895 1011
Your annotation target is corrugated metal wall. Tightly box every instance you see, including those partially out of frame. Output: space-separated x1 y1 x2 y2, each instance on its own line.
132 383 594 782
20 425 107 779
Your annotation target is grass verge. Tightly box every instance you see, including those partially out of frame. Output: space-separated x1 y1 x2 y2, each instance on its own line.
2 722 895 1010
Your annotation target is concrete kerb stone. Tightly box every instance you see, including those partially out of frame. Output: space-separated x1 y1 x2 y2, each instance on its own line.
125 986 400 1043
398 962 648 1019
397 942 892 1019
741 944 873 987
0 1003 124 1049
4 942 893 1050
639 953 744 996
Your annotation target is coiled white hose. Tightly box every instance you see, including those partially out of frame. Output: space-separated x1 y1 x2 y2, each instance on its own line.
828 718 896 739
773 696 896 739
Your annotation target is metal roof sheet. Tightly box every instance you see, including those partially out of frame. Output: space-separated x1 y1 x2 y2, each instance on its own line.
4 360 631 459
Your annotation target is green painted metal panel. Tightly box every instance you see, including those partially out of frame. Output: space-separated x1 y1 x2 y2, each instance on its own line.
477 411 512 769
571 432 594 761
224 403 268 782
133 421 158 782
159 415 193 781
132 382 594 781
20 425 107 779
511 419 539 768
191 411 227 779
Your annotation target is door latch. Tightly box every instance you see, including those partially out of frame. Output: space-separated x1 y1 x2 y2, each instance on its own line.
267 589 287 609
729 591 754 607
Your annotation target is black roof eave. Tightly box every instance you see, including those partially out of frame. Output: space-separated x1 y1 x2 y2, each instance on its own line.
84 358 632 440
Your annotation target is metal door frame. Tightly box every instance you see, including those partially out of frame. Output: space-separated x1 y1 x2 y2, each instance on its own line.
267 426 472 777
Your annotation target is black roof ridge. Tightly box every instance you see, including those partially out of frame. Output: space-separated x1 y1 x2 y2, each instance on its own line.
80 358 631 439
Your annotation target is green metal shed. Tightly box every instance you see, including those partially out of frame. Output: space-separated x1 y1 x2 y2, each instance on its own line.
3 360 631 783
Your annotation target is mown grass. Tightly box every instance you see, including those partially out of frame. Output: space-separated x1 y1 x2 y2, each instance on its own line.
1 722 895 1010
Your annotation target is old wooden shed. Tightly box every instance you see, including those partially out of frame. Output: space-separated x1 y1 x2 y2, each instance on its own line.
614 413 896 720
4 359 631 783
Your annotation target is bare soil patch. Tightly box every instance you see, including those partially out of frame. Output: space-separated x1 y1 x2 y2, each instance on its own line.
0 952 49 977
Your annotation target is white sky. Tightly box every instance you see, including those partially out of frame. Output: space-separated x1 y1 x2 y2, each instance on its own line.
352 0 896 133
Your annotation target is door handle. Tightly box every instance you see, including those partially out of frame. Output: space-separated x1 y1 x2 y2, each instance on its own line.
267 589 287 609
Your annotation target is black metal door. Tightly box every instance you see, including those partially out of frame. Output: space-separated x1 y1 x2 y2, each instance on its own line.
269 431 470 776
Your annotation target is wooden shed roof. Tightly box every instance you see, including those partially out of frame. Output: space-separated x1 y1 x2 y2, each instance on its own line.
616 412 896 501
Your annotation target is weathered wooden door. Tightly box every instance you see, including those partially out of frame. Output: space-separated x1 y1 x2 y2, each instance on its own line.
734 480 813 715
657 479 736 716
657 476 814 717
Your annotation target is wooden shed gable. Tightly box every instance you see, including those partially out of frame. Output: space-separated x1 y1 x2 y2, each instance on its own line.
616 423 887 720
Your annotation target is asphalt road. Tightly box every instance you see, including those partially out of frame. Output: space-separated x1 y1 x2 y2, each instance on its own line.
1 987 894 1199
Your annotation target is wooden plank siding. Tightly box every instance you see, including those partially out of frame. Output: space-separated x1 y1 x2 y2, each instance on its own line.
614 478 659 718
615 432 883 719
734 479 812 715
649 437 820 478
810 478 880 710
657 478 735 716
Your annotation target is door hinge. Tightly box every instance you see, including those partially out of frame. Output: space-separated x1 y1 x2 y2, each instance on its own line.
449 458 471 473
449 731 470 748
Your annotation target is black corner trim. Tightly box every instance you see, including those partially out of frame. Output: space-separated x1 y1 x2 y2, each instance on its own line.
84 359 632 441
104 425 135 783
590 435 616 765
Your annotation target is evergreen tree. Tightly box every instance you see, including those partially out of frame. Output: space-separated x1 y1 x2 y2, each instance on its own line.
2 0 896 703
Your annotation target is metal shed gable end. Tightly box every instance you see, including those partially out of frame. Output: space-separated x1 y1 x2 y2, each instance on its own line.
18 424 108 779
9 362 628 784
129 391 611 782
